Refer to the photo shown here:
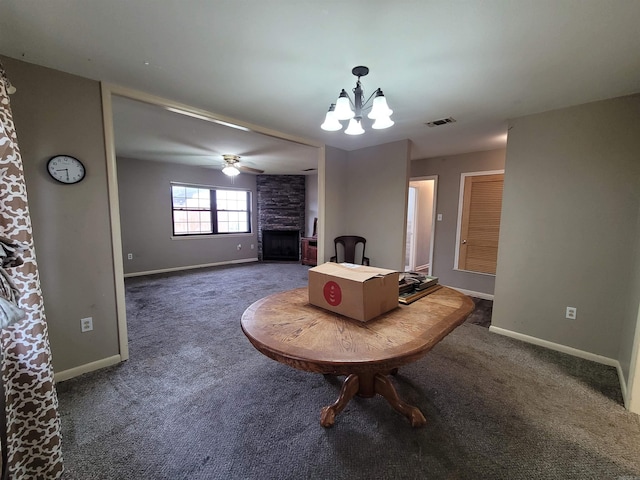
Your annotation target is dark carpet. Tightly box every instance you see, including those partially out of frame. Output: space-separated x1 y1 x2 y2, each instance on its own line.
57 262 640 479
466 297 493 328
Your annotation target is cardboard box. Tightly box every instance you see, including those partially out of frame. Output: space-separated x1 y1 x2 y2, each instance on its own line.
308 262 399 322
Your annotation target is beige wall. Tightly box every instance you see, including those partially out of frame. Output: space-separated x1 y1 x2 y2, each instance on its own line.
2 56 120 373
323 141 411 270
411 149 506 295
492 95 640 365
117 157 259 275
345 140 411 270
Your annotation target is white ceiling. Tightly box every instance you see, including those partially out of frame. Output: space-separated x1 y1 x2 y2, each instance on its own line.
111 96 320 175
1 1 639 174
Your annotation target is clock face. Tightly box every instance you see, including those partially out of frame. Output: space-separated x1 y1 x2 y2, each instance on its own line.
47 155 86 184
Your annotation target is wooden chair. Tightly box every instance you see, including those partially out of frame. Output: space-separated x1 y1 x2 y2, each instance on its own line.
330 236 370 265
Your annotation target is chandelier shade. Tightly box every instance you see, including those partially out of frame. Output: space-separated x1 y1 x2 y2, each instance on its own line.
321 66 393 134
372 115 395 130
368 90 393 119
320 104 342 131
344 118 365 135
334 90 355 120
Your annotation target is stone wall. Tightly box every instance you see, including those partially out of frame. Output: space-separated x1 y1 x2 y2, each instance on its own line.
256 175 305 260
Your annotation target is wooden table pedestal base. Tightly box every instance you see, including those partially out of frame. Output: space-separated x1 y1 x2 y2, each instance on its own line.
320 373 427 428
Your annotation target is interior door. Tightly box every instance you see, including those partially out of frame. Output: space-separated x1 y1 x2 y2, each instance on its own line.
458 173 504 274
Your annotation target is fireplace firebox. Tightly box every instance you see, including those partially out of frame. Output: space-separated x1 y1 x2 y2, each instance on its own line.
262 230 300 261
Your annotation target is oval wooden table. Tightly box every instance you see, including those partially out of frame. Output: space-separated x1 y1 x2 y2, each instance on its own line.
241 286 474 427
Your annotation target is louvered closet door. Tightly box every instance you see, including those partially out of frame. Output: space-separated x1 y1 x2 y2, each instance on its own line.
458 173 504 274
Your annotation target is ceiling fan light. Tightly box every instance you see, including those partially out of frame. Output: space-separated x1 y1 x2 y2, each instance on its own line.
345 117 365 135
368 90 393 119
320 104 343 131
372 115 394 130
222 165 240 176
334 90 355 120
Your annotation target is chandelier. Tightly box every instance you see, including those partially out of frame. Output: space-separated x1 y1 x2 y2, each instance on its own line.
321 66 394 135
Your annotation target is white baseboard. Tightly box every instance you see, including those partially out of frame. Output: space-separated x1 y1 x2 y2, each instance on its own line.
489 325 628 406
55 354 122 382
124 258 259 278
449 286 494 301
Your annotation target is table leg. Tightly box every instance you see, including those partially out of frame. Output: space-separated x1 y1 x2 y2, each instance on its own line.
320 372 427 428
374 374 427 427
320 374 359 428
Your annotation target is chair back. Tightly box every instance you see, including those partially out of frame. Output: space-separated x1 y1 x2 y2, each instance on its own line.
331 236 370 265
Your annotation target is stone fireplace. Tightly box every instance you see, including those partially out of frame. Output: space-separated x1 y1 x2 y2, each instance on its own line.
256 175 305 261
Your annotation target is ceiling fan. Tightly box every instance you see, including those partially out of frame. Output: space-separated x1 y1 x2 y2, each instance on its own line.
221 154 264 176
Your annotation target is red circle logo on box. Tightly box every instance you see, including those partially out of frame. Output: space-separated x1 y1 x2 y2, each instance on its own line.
323 281 342 306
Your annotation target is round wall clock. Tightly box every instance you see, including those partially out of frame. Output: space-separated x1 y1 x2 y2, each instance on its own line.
47 155 86 184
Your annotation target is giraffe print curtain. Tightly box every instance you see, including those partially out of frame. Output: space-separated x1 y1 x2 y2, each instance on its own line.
0 61 64 478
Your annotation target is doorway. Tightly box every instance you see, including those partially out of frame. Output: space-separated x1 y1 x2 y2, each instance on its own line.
100 84 324 361
405 176 437 274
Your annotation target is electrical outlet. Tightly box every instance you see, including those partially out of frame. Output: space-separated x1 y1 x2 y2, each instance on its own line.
127 253 133 260
251 244 255 250
565 307 577 320
81 317 93 332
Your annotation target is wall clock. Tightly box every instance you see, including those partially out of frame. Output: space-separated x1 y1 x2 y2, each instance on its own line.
47 155 86 184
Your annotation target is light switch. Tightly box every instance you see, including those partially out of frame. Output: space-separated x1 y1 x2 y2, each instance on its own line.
437 214 443 221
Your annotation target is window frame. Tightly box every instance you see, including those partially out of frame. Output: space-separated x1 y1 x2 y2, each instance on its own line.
170 183 252 237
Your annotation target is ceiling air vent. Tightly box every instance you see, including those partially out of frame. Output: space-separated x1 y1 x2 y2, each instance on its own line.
425 117 456 127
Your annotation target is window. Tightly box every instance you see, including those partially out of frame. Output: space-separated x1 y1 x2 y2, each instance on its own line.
171 184 251 236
